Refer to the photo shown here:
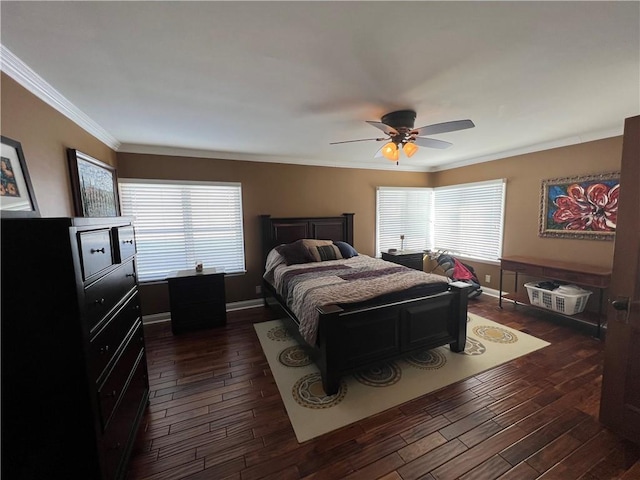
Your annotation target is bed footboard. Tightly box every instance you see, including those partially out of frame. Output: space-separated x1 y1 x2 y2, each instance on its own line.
262 276 470 396
316 282 471 395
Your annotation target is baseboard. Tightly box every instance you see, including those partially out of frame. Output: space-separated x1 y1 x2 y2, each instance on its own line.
480 286 503 298
141 298 264 325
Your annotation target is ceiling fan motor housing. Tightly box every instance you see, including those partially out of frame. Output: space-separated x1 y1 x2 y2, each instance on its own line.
381 110 417 130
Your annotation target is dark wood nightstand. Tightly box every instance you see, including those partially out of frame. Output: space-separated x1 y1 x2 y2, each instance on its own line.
167 268 226 334
381 250 425 271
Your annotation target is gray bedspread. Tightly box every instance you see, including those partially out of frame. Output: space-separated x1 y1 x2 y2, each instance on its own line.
264 253 450 345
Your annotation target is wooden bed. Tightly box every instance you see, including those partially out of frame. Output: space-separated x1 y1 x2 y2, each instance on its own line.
260 213 470 395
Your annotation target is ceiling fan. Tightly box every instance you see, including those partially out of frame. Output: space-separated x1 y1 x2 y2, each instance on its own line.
330 110 475 163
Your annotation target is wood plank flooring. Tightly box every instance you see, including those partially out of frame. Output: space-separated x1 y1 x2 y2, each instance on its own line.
125 295 639 480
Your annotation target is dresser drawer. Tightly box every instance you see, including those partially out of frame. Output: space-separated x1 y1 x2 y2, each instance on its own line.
89 292 141 382
85 260 137 333
98 321 145 431
101 350 148 480
79 229 114 280
112 225 136 263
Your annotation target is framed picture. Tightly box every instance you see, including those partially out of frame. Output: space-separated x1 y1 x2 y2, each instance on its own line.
1 135 40 218
539 171 619 240
67 149 120 217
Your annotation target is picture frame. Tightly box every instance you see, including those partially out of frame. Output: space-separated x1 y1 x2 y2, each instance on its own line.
1 135 40 218
67 148 120 217
539 171 619 241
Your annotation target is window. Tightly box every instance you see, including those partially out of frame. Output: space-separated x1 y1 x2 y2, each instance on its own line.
433 179 506 263
376 187 433 254
119 179 245 282
376 179 505 263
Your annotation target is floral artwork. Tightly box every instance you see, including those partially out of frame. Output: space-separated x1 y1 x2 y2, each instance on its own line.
539 172 619 240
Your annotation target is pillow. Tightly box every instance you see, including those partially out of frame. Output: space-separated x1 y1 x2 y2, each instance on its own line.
275 240 315 265
311 244 343 262
334 241 358 259
300 239 334 262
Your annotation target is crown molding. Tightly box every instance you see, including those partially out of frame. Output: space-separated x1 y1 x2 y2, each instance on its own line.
430 126 623 172
118 143 432 173
0 45 120 150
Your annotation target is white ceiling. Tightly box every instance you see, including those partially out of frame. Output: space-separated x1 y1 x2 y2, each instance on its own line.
1 1 638 172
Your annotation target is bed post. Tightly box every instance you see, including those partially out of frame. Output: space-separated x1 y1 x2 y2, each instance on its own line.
259 214 272 270
342 213 354 246
449 282 472 352
316 305 344 395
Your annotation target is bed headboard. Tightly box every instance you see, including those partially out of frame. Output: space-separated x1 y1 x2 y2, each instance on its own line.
260 213 354 267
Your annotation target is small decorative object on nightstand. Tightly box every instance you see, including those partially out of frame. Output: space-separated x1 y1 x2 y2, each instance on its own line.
381 249 425 271
167 267 226 334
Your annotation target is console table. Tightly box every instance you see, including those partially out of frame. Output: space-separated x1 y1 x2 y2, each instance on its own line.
499 255 611 338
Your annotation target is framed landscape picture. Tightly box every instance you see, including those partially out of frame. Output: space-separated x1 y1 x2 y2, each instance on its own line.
539 171 619 240
67 149 120 217
1 135 40 218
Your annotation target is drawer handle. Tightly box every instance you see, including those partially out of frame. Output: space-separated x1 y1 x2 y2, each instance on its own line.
123 240 134 244
95 298 106 306
100 345 110 354
126 273 136 279
90 248 106 254
105 389 118 398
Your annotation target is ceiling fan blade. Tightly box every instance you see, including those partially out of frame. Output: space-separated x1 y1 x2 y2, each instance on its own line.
412 119 475 137
330 137 388 145
366 121 399 136
413 137 453 149
374 145 385 158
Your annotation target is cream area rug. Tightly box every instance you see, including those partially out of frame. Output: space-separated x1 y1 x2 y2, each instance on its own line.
254 313 550 443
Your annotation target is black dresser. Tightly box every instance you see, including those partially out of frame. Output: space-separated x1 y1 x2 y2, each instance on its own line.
1 217 149 480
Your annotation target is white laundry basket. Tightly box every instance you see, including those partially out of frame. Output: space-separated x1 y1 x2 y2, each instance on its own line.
524 282 592 315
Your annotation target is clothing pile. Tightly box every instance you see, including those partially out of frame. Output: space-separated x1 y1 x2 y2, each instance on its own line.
435 253 483 299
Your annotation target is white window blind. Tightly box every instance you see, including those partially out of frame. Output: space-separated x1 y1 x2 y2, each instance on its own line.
433 179 506 262
376 187 433 255
119 179 245 282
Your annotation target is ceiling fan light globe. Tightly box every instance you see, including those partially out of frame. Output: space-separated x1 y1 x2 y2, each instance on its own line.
403 142 419 158
381 142 398 161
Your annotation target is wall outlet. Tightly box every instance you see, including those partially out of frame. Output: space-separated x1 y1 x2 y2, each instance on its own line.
255 285 262 295
485 274 491 284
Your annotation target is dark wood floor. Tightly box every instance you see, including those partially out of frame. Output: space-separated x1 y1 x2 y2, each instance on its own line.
125 295 640 480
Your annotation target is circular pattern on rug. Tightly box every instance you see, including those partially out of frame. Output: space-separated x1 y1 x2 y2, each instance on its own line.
472 325 518 344
464 336 487 355
278 345 312 367
266 325 291 341
353 362 401 387
292 373 347 409
405 349 447 370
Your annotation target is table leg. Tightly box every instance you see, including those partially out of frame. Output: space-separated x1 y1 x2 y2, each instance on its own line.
499 268 504 308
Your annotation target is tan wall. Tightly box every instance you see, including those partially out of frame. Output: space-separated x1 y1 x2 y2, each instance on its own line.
433 137 622 293
3 73 622 316
117 153 431 313
1 73 117 217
